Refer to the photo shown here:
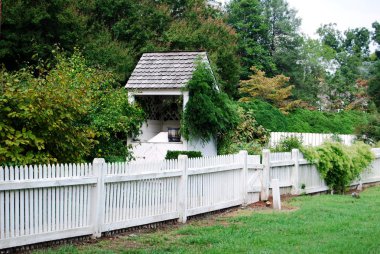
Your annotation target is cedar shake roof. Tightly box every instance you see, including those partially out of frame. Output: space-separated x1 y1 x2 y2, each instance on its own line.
125 51 208 89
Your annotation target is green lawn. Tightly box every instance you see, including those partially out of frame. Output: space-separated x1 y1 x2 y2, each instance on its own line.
37 186 380 254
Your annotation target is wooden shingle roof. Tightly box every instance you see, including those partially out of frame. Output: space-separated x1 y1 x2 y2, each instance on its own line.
125 51 208 89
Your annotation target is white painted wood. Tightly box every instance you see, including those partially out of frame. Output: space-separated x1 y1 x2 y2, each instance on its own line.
91 158 105 238
239 151 248 205
291 149 300 195
271 179 281 210
270 132 355 147
261 149 270 201
1 149 380 249
177 155 188 223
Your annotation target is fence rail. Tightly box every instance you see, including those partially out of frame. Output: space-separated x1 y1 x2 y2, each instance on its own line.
1 149 380 249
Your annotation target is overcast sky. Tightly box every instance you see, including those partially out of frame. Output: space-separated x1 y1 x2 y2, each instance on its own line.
218 0 380 38
286 0 380 38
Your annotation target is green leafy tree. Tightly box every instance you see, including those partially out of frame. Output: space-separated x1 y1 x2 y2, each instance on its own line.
368 21 380 109
227 0 275 78
0 0 86 70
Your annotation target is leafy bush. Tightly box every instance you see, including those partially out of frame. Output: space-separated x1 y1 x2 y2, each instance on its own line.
182 62 239 143
0 50 145 165
302 142 374 193
219 107 269 155
271 136 303 152
165 151 202 160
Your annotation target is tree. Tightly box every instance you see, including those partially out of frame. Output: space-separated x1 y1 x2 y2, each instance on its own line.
165 1 240 97
0 0 86 70
227 0 275 78
316 23 372 110
239 67 301 112
368 21 380 109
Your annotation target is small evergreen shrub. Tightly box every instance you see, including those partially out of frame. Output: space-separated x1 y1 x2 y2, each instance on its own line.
165 151 202 160
301 142 374 193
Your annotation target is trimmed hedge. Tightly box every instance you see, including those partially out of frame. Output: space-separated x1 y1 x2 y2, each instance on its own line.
241 99 370 134
165 151 202 160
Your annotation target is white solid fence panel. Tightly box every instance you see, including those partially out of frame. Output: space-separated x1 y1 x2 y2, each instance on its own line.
1 148 380 249
270 132 355 147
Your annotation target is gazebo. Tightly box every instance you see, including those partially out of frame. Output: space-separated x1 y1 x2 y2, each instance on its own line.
126 51 217 161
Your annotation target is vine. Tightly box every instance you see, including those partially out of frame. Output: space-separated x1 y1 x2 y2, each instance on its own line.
182 61 239 143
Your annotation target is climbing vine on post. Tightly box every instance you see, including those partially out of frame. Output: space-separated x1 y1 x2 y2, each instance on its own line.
182 62 239 143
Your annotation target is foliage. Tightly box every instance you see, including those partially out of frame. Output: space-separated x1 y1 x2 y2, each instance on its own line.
285 109 370 134
227 0 275 79
0 0 240 96
218 107 269 155
241 99 371 134
239 67 301 112
271 136 303 152
302 142 374 193
0 50 145 165
165 150 202 160
182 62 239 143
90 89 146 162
316 23 372 110
355 113 380 145
239 99 288 131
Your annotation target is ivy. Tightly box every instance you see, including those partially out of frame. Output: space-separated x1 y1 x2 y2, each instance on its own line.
301 142 375 193
182 62 239 143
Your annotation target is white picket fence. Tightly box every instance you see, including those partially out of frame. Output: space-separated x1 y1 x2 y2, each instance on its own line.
270 132 356 147
1 148 380 249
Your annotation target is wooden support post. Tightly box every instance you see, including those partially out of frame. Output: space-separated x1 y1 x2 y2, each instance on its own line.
261 149 270 201
91 158 106 238
178 155 188 223
271 179 281 210
291 149 300 195
239 150 248 206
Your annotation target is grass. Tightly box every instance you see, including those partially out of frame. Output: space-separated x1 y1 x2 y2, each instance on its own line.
36 186 380 254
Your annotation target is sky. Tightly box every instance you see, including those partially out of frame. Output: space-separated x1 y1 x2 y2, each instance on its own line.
217 0 380 39
286 0 380 38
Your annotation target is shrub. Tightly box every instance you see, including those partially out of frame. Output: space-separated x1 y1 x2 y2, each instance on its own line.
165 151 202 160
182 61 239 143
218 106 269 155
239 99 288 132
0 50 145 165
240 99 371 134
271 136 303 152
301 142 374 193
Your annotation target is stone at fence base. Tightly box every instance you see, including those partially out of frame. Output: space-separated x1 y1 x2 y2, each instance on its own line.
271 179 281 210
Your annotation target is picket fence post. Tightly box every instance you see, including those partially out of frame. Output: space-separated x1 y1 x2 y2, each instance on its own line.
261 149 270 201
291 149 300 195
91 158 106 238
239 150 248 206
178 155 188 223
